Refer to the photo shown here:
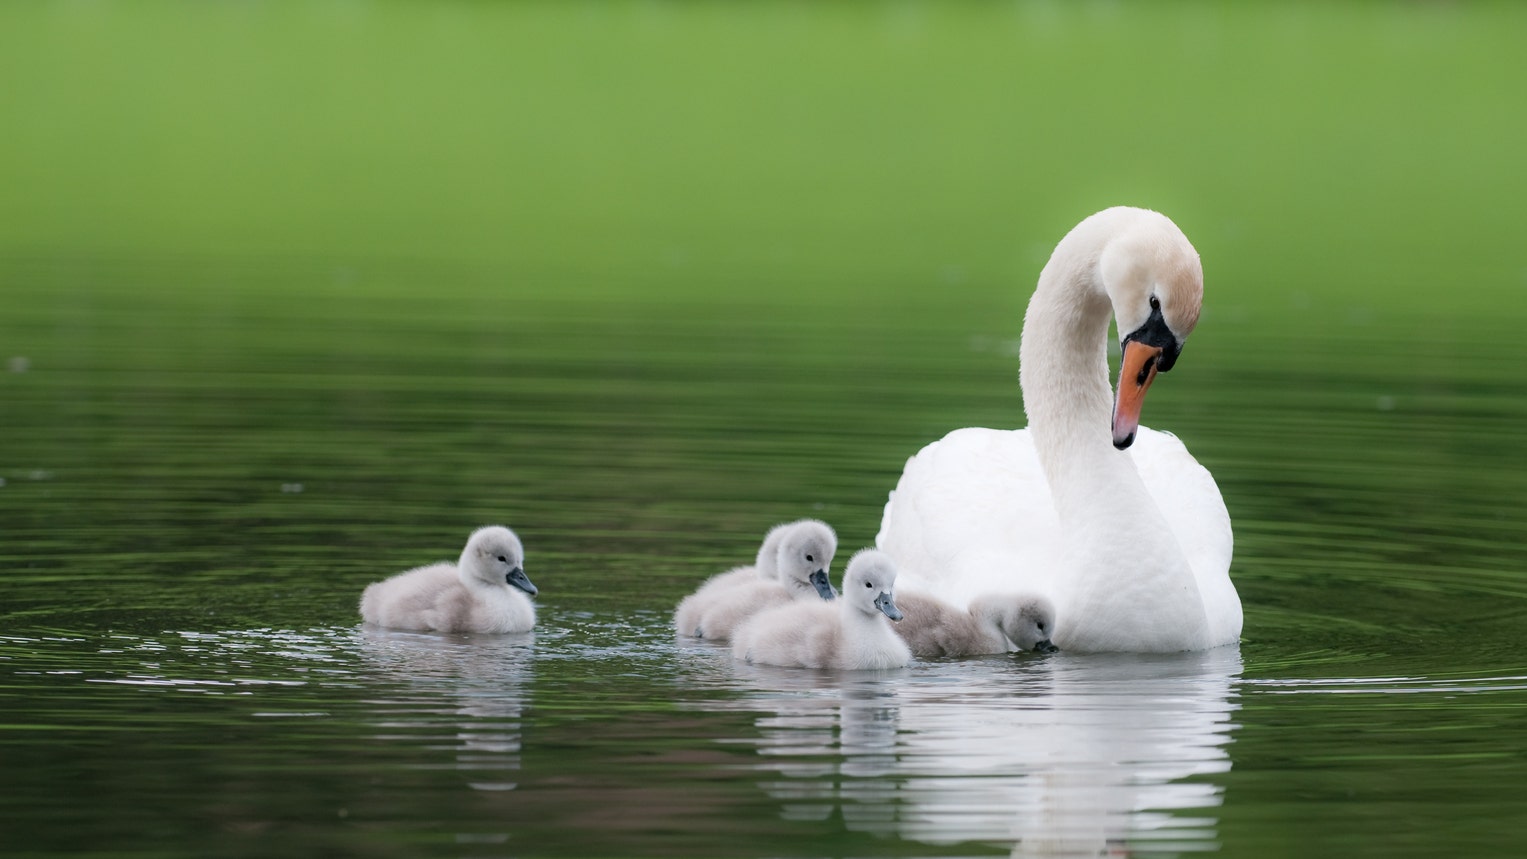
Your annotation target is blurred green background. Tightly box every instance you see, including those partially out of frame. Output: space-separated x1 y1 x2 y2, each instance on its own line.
3 1 1524 313
6 4 1527 857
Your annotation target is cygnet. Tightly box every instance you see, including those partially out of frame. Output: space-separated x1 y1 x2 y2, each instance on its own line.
359 526 537 634
673 519 837 641
894 591 1057 658
674 519 794 612
731 548 911 670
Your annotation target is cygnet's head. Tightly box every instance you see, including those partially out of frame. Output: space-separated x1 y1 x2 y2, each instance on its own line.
975 594 1058 653
460 525 536 596
842 549 901 621
1093 207 1203 449
772 519 838 601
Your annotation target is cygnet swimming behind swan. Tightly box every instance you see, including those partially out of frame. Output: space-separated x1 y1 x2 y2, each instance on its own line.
360 526 538 634
673 519 837 641
893 591 1057 658
731 548 912 670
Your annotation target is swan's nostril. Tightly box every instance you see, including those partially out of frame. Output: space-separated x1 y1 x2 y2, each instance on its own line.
1136 355 1157 386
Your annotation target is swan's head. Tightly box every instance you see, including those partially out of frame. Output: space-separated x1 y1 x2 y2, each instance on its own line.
773 519 839 600
1099 209 1204 449
843 548 902 622
977 594 1059 654
462 525 536 596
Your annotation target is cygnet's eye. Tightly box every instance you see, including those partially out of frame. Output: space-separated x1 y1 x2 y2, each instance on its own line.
865 581 873 589
496 555 509 563
1038 622 1047 632
805 554 814 563
1149 294 1161 311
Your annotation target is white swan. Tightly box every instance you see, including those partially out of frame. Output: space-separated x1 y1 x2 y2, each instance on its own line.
359 526 537 634
893 591 1057 658
876 207 1241 653
731 548 912 670
673 519 837 641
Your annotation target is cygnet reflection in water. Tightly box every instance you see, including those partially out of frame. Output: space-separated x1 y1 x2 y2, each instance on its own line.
357 627 534 793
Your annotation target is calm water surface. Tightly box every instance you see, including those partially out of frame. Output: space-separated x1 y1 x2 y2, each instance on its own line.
4 260 1527 858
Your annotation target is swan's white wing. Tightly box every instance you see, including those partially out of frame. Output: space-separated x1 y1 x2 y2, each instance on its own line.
876 427 1063 607
1130 428 1241 645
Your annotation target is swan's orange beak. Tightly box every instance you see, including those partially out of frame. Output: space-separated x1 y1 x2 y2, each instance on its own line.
1112 340 1164 450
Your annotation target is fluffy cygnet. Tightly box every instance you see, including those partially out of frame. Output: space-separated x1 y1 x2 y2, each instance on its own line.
894 591 1057 658
674 520 793 612
673 519 837 641
359 526 538 634
731 548 912 670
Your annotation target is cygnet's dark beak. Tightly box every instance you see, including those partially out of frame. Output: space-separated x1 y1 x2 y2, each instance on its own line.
1032 639 1058 654
874 591 902 622
809 569 837 601
506 567 538 596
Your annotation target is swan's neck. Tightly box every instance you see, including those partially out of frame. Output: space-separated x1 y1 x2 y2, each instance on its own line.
1017 213 1208 650
1018 221 1129 514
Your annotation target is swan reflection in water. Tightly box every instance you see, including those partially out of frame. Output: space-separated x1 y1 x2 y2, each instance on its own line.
704 646 1241 856
358 627 534 793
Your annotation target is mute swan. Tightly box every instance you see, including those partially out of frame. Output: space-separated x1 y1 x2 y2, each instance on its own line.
894 591 1057 658
731 548 912 670
359 526 538 634
673 519 837 641
876 207 1241 653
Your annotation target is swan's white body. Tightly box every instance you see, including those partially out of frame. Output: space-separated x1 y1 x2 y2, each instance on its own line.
732 549 911 670
360 526 537 634
877 207 1241 653
674 519 837 641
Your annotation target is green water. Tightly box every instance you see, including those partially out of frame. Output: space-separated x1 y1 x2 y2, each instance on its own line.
4 2 1527 858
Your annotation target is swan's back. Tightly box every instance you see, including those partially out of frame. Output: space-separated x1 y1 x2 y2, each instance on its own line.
877 427 1062 606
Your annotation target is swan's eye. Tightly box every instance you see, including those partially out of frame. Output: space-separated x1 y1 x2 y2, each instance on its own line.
496 555 508 563
1149 295 1161 311
1038 622 1047 632
865 581 873 589
805 554 814 562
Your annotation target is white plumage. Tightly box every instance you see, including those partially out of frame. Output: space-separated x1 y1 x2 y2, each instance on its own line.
359 526 538 634
877 207 1242 653
731 548 912 670
673 519 838 641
